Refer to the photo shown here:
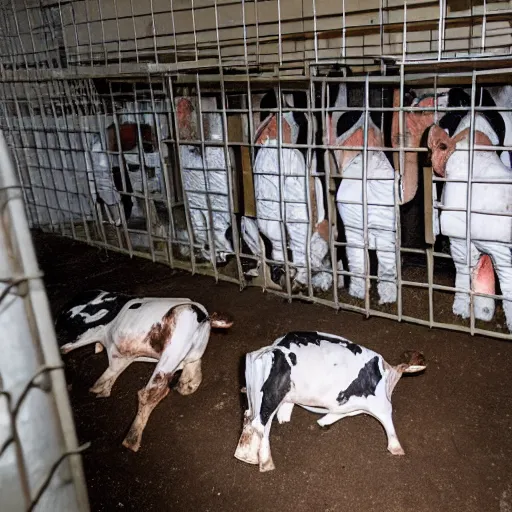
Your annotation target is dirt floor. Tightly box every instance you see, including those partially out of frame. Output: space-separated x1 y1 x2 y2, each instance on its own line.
35 231 512 512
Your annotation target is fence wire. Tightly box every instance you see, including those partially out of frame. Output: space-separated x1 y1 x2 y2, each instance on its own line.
0 0 512 340
0 129 89 511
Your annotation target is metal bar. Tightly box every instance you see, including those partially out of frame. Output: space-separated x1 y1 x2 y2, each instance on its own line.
214 0 245 289
467 72 477 336
167 75 197 273
277 80 292 299
148 75 175 268
362 74 370 316
0 130 90 510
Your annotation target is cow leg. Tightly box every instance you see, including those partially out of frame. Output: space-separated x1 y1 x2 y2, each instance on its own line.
123 347 189 452
344 226 366 300
60 326 105 354
483 241 512 331
317 410 364 428
89 350 134 398
450 238 494 321
374 227 397 305
176 359 202 396
257 410 279 472
370 402 405 456
276 402 294 424
234 413 261 465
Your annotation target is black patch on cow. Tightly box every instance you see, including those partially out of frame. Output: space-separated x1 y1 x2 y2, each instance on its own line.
477 88 505 151
288 352 297 366
190 304 208 324
260 90 277 123
128 302 142 310
438 87 471 137
337 111 363 138
277 331 362 355
336 356 382 405
260 350 292 426
55 289 133 345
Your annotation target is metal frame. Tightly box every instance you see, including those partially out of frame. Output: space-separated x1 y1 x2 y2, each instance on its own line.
0 0 511 340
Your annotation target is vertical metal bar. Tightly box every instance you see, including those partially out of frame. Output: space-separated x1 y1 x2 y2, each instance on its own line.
322 78 339 307
277 0 283 65
133 82 156 262
481 0 487 53
108 81 134 255
426 76 438 327
305 86 314 298
467 72 477 336
96 0 108 65
341 0 346 60
148 75 175 268
255 0 260 66
362 75 370 316
129 0 140 64
99 93 124 249
438 0 445 61
191 0 199 61
83 0 94 64
9 0 29 72
214 0 245 288
169 0 178 65
112 0 122 69
149 0 159 64
66 79 105 245
194 76 219 279
312 0 318 63
167 75 197 273
56 1 72 68
277 80 292 299
395 4 407 322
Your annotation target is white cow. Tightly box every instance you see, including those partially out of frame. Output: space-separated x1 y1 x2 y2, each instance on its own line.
428 113 512 329
56 289 233 452
234 331 426 472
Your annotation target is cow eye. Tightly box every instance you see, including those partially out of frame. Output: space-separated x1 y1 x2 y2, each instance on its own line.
439 143 447 150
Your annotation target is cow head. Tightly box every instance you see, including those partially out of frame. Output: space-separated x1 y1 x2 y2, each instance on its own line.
428 115 496 177
176 97 197 141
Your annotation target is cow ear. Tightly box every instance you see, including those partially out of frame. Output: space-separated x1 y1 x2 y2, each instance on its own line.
427 124 453 176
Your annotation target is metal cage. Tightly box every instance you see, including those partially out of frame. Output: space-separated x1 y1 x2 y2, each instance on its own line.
0 0 512 340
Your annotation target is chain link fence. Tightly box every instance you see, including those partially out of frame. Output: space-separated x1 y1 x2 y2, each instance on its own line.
0 129 89 511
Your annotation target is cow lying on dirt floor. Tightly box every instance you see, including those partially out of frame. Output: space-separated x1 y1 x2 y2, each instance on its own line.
235 331 426 472
55 289 233 452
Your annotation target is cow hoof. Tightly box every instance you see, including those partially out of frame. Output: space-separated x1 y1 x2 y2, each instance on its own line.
122 438 140 452
388 445 405 456
259 459 276 472
176 382 200 396
318 424 331 431
89 387 111 398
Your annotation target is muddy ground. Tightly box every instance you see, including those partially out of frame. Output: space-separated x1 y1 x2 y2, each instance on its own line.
35 232 512 512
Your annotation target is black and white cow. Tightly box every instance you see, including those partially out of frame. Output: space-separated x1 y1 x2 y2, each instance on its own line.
56 289 233 452
234 331 426 471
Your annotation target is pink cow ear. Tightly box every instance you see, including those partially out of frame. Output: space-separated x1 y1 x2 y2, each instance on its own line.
427 125 454 176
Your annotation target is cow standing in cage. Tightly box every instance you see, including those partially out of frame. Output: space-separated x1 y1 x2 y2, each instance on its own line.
56 289 233 451
175 96 234 263
428 112 512 330
329 84 397 304
241 90 332 292
90 123 156 226
234 331 426 472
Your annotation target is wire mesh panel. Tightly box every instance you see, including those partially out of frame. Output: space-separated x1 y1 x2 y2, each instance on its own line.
0 0 512 340
0 129 89 511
